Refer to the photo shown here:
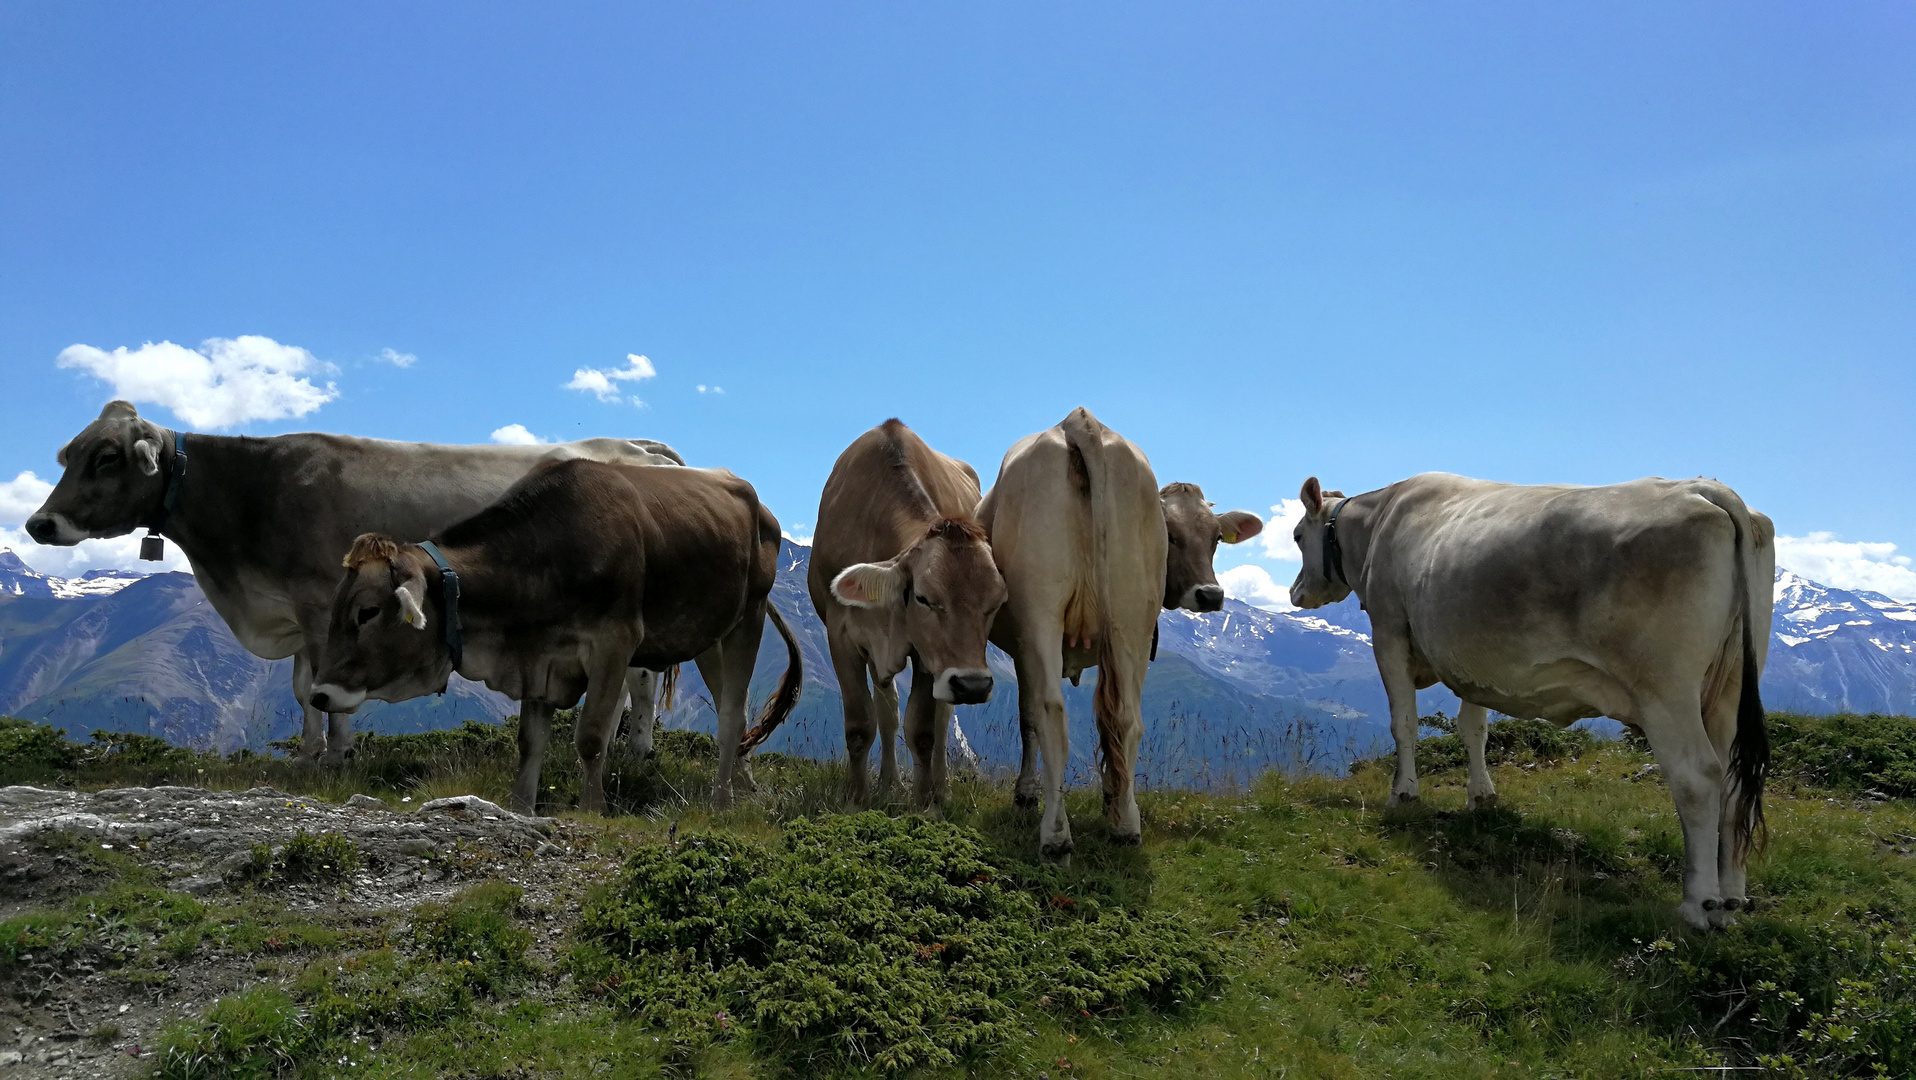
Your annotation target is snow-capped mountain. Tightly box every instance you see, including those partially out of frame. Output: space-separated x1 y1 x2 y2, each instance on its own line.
3 543 1913 769
1765 570 1916 715
0 550 144 600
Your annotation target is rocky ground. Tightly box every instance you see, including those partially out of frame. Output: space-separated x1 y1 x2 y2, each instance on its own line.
0 784 618 1078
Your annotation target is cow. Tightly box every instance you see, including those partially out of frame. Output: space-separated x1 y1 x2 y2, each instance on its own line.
23 401 681 765
1158 481 1265 613
979 408 1169 860
809 419 1007 812
308 458 802 814
1287 472 1773 929
993 477 1266 838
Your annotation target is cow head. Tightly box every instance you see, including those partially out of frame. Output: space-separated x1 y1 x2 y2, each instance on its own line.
1289 476 1354 609
25 402 172 546
309 535 451 713
1159 482 1262 612
828 517 1007 705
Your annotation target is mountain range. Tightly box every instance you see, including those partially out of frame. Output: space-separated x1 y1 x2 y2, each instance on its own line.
4 544 1913 785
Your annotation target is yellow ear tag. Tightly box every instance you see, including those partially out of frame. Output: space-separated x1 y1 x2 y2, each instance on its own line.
1222 529 1237 544
401 608 417 627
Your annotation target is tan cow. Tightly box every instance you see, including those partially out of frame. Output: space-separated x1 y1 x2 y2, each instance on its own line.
1288 472 1772 929
978 407 1168 860
809 420 1007 811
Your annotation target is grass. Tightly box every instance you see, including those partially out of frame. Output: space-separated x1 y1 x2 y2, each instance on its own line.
6 711 1916 1076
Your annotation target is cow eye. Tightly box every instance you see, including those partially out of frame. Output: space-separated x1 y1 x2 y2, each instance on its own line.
95 450 121 474
913 593 932 607
356 606 380 626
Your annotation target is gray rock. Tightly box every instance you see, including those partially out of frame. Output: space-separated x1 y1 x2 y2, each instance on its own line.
175 875 224 895
417 795 554 832
346 794 387 811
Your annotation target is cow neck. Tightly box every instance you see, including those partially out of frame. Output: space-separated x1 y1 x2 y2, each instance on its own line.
141 431 250 578
135 428 190 562
415 541 465 675
1324 492 1377 601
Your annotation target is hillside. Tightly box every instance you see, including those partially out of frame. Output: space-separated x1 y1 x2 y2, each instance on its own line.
4 712 1916 1078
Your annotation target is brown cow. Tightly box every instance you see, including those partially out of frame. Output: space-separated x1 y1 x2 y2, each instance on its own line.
309 459 801 814
1158 481 1264 612
809 419 1007 811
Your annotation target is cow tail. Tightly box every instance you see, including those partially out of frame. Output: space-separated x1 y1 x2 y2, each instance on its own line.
1704 487 1770 860
658 664 679 712
738 603 803 756
1062 408 1125 774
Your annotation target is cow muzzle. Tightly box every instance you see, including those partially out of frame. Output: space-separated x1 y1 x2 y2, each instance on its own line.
24 512 87 546
935 668 994 705
1180 584 1225 613
308 684 366 714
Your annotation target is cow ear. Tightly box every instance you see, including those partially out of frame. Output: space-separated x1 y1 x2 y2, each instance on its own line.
100 400 139 421
1217 510 1263 544
133 438 161 477
1324 489 1345 499
395 576 429 630
831 561 906 609
1300 477 1323 514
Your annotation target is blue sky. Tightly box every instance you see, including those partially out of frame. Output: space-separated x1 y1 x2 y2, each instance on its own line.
2 4 1912 600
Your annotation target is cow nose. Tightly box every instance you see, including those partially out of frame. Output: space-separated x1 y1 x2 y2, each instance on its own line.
308 690 332 712
948 672 993 705
24 514 55 544
1192 584 1225 612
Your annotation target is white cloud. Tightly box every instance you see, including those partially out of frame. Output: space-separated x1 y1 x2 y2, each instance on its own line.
1777 533 1916 603
697 384 724 394
566 353 656 405
378 348 417 368
489 424 550 446
0 527 190 576
57 335 339 429
1257 498 1308 561
0 471 55 526
781 524 813 546
1217 564 1295 611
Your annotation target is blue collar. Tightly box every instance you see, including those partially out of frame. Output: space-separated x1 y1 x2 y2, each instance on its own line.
416 541 464 675
139 431 189 561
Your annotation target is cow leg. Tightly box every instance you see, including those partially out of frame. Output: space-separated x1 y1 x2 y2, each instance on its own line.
291 653 327 764
1638 701 1729 929
1704 686 1750 915
902 664 951 816
701 606 768 810
510 701 554 816
1371 631 1423 806
623 667 659 760
872 666 902 795
576 656 633 816
1013 671 1043 808
1014 634 1073 862
829 631 879 807
1100 658 1146 845
1459 701 1498 810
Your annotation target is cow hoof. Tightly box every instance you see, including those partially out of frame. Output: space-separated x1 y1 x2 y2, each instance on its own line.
1013 791 1039 811
1387 791 1419 808
1701 897 1721 912
1110 831 1142 848
1722 896 1745 912
1677 902 1713 930
1040 840 1075 863
1466 793 1498 811
318 749 348 768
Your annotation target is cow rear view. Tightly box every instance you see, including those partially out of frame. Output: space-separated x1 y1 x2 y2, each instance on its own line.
1288 471 1773 929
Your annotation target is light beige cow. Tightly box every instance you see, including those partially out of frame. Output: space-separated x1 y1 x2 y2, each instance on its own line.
1288 471 1773 929
978 407 1166 860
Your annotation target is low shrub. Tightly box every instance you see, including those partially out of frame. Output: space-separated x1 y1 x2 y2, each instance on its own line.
570 812 1218 1074
0 716 79 782
1392 716 1598 775
1768 712 1916 798
242 831 362 888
